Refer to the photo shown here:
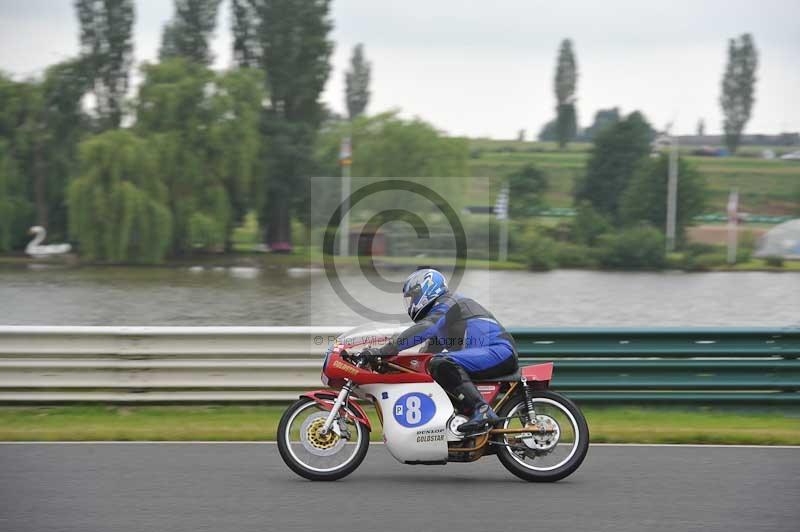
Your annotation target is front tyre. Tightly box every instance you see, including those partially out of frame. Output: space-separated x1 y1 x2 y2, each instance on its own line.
495 390 589 482
277 397 370 481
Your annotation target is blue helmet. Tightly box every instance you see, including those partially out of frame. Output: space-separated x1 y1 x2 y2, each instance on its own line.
402 269 448 321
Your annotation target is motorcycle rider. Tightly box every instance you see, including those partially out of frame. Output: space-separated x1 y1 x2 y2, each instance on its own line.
361 268 518 435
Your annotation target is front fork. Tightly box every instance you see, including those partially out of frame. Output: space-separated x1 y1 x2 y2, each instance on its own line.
319 379 354 437
520 375 537 423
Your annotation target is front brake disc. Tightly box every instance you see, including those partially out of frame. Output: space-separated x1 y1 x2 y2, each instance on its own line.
299 412 347 456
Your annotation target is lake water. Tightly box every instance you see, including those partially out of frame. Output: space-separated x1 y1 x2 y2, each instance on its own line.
1 265 797 328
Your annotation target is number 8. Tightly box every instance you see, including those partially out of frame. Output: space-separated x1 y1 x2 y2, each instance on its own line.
406 396 421 424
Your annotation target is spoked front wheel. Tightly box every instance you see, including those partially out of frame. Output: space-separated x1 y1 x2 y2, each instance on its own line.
494 390 589 482
277 397 370 481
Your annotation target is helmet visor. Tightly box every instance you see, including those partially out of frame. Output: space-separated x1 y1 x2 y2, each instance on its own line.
403 295 413 316
403 284 421 315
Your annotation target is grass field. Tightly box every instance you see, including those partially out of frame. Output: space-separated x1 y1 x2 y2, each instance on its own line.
468 140 800 214
1 405 798 445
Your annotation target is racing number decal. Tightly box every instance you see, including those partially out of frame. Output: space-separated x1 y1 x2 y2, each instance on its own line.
393 392 436 428
406 396 422 424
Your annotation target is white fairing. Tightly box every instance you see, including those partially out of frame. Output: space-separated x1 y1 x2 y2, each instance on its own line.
360 382 453 463
337 324 450 463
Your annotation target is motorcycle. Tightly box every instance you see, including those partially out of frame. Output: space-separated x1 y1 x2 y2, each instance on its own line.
278 324 589 482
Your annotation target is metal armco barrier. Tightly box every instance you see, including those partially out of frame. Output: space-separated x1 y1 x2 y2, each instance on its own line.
0 326 797 404
513 328 800 404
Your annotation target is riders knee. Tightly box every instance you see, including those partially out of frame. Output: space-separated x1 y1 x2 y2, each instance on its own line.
428 356 467 389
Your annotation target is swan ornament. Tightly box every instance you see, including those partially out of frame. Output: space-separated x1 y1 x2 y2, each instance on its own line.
25 226 72 258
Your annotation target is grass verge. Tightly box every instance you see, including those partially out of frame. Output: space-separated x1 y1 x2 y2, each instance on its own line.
1 405 798 445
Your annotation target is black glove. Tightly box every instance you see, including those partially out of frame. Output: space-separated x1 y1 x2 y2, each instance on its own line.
358 347 382 358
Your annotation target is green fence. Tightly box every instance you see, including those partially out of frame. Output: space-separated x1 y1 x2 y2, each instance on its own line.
508 328 800 404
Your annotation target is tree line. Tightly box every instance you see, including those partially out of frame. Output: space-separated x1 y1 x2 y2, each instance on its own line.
0 0 466 261
539 35 759 155
511 109 707 270
0 1 758 265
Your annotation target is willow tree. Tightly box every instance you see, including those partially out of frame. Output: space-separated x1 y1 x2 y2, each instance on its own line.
0 142 17 250
0 63 87 249
68 130 172 263
28 59 90 240
0 140 33 252
0 76 35 251
136 59 263 253
213 67 267 241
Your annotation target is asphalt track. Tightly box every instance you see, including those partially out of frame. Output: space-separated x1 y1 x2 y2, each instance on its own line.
1 443 798 532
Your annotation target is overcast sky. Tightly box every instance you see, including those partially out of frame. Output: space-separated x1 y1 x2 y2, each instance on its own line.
1 0 798 138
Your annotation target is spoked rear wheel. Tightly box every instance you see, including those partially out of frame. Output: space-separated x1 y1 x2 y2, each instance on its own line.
277 397 370 481
495 390 589 482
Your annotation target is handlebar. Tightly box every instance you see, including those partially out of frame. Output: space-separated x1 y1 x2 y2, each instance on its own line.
342 348 393 370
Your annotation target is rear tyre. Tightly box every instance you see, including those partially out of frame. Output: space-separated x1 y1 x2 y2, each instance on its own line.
495 390 589 482
277 397 370 481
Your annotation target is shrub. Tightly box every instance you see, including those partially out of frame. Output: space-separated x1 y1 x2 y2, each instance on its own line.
525 232 558 271
685 252 728 271
597 224 666 269
764 255 784 268
739 230 757 252
736 246 752 263
573 201 612 246
506 164 548 218
665 252 685 269
554 242 599 268
538 221 572 243
732 231 757 263
619 153 706 242
684 242 722 256
459 218 498 260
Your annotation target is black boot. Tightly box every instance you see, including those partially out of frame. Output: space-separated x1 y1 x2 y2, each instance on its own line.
459 403 499 435
451 381 484 415
428 357 498 435
452 381 499 435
